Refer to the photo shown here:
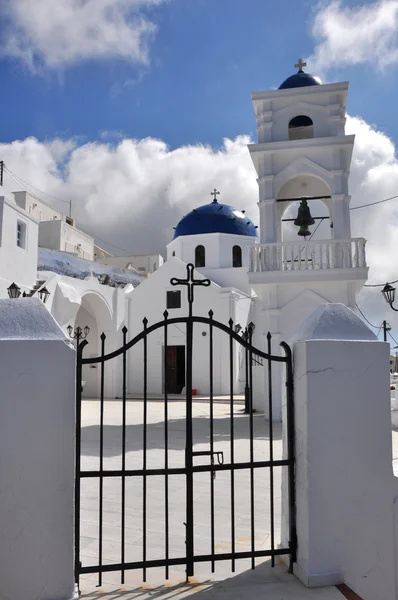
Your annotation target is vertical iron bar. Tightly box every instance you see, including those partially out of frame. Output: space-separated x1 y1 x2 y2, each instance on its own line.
143 318 148 582
229 320 235 572
121 327 127 584
209 311 215 573
281 342 297 572
244 335 250 414
185 315 194 579
248 329 255 569
267 332 275 567
74 336 85 590
98 333 106 587
163 312 170 580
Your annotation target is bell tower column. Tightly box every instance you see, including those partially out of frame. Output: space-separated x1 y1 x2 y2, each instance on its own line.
258 174 278 244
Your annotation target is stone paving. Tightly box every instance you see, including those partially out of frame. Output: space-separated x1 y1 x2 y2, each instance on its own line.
78 397 286 595
77 398 398 599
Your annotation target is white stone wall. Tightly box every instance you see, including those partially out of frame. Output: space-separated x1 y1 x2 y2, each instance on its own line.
0 195 38 292
96 253 164 274
287 304 398 598
0 299 75 600
13 190 63 222
167 232 257 292
39 220 94 260
125 258 251 396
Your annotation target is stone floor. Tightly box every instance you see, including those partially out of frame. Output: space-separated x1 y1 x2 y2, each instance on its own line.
79 397 286 594
77 398 398 599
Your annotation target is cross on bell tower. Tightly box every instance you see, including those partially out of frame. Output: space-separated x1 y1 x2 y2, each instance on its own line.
294 58 307 72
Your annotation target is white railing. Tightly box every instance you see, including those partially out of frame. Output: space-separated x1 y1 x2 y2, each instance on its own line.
249 238 367 273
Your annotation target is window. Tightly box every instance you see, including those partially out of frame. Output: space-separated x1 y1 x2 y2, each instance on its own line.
172 251 175 257
16 221 26 249
195 245 205 268
288 115 313 140
167 290 181 309
232 245 242 267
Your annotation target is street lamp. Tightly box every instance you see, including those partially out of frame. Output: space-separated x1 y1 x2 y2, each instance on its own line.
7 282 21 299
382 283 397 310
67 325 90 341
37 287 50 304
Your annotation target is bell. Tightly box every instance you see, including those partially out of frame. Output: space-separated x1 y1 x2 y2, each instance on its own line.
294 199 315 237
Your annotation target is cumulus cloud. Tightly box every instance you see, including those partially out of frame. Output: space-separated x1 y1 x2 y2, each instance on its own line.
307 0 398 76
1 117 398 330
0 0 167 71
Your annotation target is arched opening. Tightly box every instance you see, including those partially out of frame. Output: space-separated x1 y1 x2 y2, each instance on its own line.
277 175 331 243
195 245 205 268
73 293 113 398
232 245 242 267
288 115 313 140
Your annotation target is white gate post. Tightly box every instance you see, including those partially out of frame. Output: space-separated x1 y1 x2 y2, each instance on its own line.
287 303 398 599
0 299 76 600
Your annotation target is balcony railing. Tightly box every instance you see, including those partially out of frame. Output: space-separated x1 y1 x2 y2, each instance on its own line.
249 238 367 273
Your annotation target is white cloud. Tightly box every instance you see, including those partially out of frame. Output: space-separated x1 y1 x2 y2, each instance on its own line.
0 0 168 71
307 0 398 76
1 117 398 331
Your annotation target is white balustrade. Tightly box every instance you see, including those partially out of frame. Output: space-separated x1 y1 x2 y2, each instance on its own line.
249 238 367 273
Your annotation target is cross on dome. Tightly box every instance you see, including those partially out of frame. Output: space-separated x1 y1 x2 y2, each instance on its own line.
210 188 220 203
294 58 307 72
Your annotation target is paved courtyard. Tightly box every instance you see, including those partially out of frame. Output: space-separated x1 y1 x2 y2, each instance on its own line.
79 398 398 598
79 396 288 594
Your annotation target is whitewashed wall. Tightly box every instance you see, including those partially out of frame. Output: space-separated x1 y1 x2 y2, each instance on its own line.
0 299 75 600
125 258 252 396
39 220 94 260
287 304 398 599
0 195 38 293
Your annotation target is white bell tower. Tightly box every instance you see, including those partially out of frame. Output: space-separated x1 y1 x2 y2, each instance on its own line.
248 60 368 337
246 61 369 419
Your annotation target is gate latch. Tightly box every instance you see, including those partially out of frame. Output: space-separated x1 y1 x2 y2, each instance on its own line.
192 449 224 479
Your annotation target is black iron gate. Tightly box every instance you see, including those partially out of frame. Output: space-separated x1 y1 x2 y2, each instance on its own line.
74 264 296 588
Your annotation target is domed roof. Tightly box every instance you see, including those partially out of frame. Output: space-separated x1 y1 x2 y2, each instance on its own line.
173 196 257 240
279 60 321 90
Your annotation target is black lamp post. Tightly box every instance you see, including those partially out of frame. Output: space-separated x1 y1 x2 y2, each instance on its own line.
7 282 21 299
382 283 398 311
67 325 90 342
37 287 50 304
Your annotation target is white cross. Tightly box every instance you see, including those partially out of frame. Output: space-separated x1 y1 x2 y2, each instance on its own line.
294 58 307 71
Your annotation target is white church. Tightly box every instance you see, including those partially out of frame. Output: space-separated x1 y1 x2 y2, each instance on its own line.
0 60 368 418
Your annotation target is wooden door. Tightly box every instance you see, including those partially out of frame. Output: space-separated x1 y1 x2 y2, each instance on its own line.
166 346 178 393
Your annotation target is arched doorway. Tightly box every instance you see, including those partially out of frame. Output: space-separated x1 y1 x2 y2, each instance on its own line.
74 292 113 398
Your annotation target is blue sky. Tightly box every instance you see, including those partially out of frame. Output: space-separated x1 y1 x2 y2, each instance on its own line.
1 0 398 334
1 0 397 150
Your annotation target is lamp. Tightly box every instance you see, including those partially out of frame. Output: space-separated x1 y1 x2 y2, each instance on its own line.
67 325 90 340
382 283 397 309
7 282 21 299
234 323 242 334
37 287 50 304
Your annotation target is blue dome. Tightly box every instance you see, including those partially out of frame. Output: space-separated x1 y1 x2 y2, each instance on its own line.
279 70 322 90
174 200 257 239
